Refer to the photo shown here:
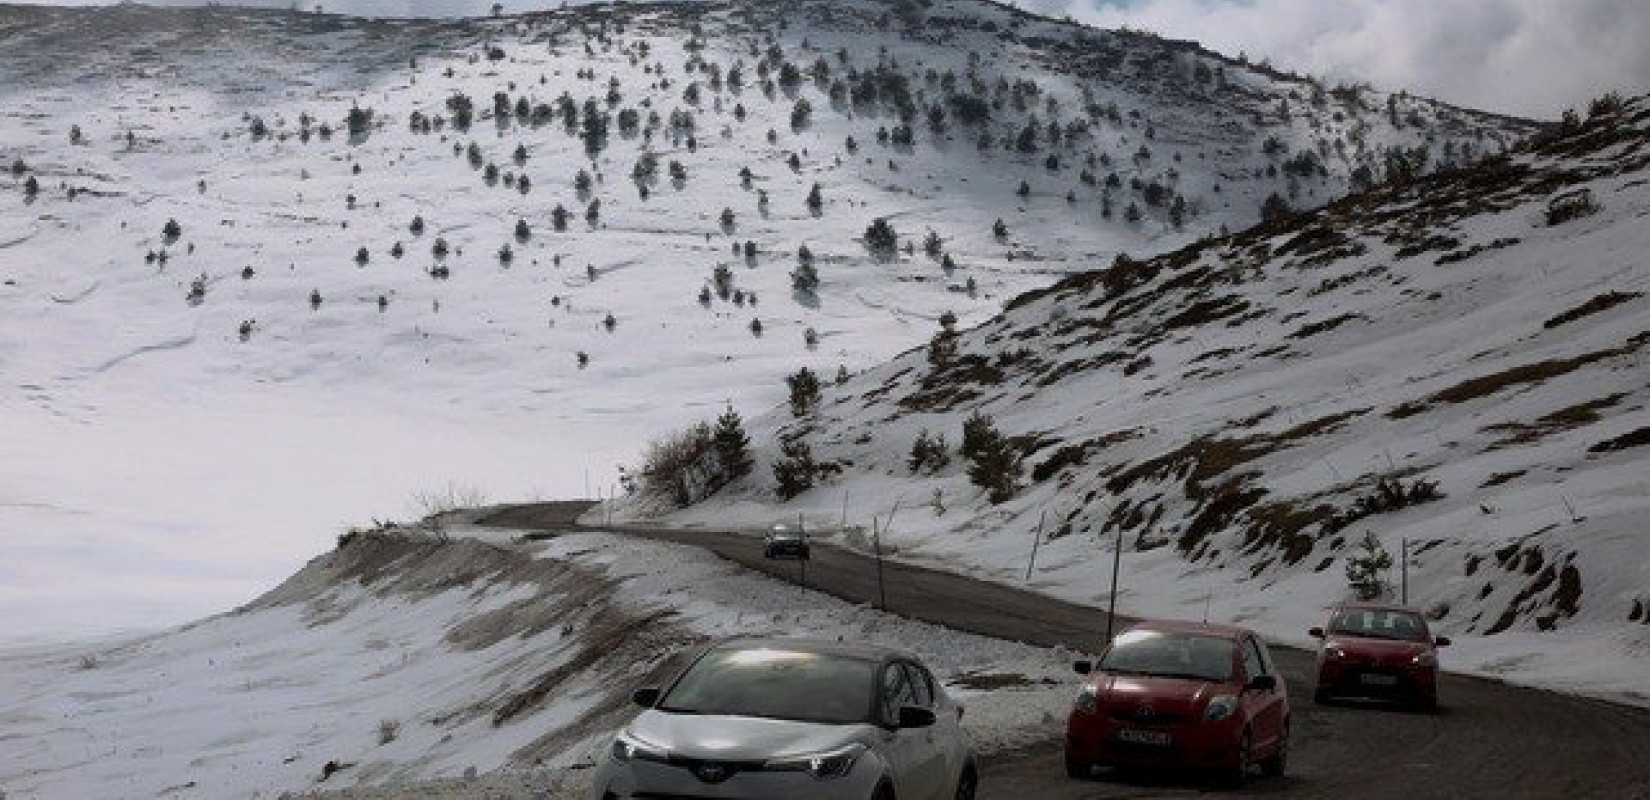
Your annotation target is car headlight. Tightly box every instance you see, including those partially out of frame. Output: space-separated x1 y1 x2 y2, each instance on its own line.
1323 645 1347 660
765 742 867 780
1203 695 1240 722
610 732 668 764
1073 684 1100 715
1411 652 1438 668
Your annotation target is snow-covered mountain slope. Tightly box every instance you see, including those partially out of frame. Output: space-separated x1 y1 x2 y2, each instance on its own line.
638 96 1650 702
0 0 1536 640
0 522 1074 800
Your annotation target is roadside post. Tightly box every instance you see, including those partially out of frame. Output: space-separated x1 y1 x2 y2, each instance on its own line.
799 513 808 591
1024 510 1048 581
872 516 888 611
1401 537 1409 605
1104 519 1123 645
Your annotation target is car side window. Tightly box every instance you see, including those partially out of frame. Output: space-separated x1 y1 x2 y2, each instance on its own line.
1253 638 1278 675
1241 637 1268 681
902 663 934 708
880 662 917 723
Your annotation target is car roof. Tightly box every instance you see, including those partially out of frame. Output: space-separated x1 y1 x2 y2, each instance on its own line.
1333 601 1426 615
1126 618 1253 640
709 637 915 663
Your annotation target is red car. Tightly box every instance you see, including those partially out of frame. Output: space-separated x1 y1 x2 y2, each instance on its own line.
1310 602 1450 709
1065 620 1290 787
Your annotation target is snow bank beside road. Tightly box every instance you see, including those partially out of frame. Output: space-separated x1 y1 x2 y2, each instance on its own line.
0 526 1075 800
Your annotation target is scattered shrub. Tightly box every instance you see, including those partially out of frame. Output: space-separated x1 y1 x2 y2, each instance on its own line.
908 429 950 474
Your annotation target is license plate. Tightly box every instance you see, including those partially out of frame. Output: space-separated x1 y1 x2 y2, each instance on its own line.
1116 728 1172 746
1360 673 1399 686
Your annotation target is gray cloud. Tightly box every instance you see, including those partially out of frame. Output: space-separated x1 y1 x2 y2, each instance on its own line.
1009 0 1650 119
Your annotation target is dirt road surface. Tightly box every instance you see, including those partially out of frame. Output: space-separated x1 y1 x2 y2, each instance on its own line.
481 502 1650 799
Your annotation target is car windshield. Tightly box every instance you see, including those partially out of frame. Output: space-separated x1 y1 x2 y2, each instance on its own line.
1099 630 1233 682
1328 609 1429 641
658 648 876 724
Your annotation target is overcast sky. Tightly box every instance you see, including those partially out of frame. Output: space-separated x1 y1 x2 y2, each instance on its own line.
10 0 1649 119
1019 0 1650 119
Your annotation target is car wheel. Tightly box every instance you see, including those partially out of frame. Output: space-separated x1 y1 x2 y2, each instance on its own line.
1313 688 1331 705
1220 731 1251 789
1064 755 1091 779
871 780 897 800
1259 721 1288 778
954 764 978 800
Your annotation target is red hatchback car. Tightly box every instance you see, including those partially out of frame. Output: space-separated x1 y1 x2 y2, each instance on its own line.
1310 602 1450 709
1065 620 1290 787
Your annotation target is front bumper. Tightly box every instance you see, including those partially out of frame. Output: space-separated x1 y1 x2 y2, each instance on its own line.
1317 661 1437 703
592 753 880 800
1065 710 1242 773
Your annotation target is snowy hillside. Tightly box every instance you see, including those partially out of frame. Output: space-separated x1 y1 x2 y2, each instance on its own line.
0 0 1536 641
0 521 1075 799
637 96 1650 702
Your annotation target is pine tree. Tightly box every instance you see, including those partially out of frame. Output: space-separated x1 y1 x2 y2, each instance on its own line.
712 405 752 483
864 217 898 254
786 367 821 416
1345 532 1393 600
772 439 817 500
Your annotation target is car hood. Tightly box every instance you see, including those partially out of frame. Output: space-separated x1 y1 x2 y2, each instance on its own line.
1326 637 1430 664
1092 673 1226 717
627 710 868 761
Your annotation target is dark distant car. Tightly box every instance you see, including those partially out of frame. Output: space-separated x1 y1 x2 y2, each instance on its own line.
763 525 810 560
591 638 977 800
1310 602 1449 709
1065 620 1290 787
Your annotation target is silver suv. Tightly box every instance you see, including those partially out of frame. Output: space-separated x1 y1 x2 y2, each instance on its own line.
591 638 977 800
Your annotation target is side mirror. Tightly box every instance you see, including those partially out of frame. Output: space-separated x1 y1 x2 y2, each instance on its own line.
1073 660 1093 675
1308 627 1325 639
1248 674 1278 693
1434 636 1452 647
632 687 661 708
897 706 936 729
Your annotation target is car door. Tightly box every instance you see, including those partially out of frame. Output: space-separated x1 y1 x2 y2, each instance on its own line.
900 662 954 797
878 662 941 800
1240 636 1285 755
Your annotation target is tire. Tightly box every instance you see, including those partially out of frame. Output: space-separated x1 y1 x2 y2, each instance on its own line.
1064 756 1091 779
954 764 978 800
1220 731 1251 789
1313 688 1332 705
872 781 896 800
1259 721 1289 778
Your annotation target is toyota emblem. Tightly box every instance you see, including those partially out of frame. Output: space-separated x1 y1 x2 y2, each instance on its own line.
1136 703 1155 718
694 763 731 784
